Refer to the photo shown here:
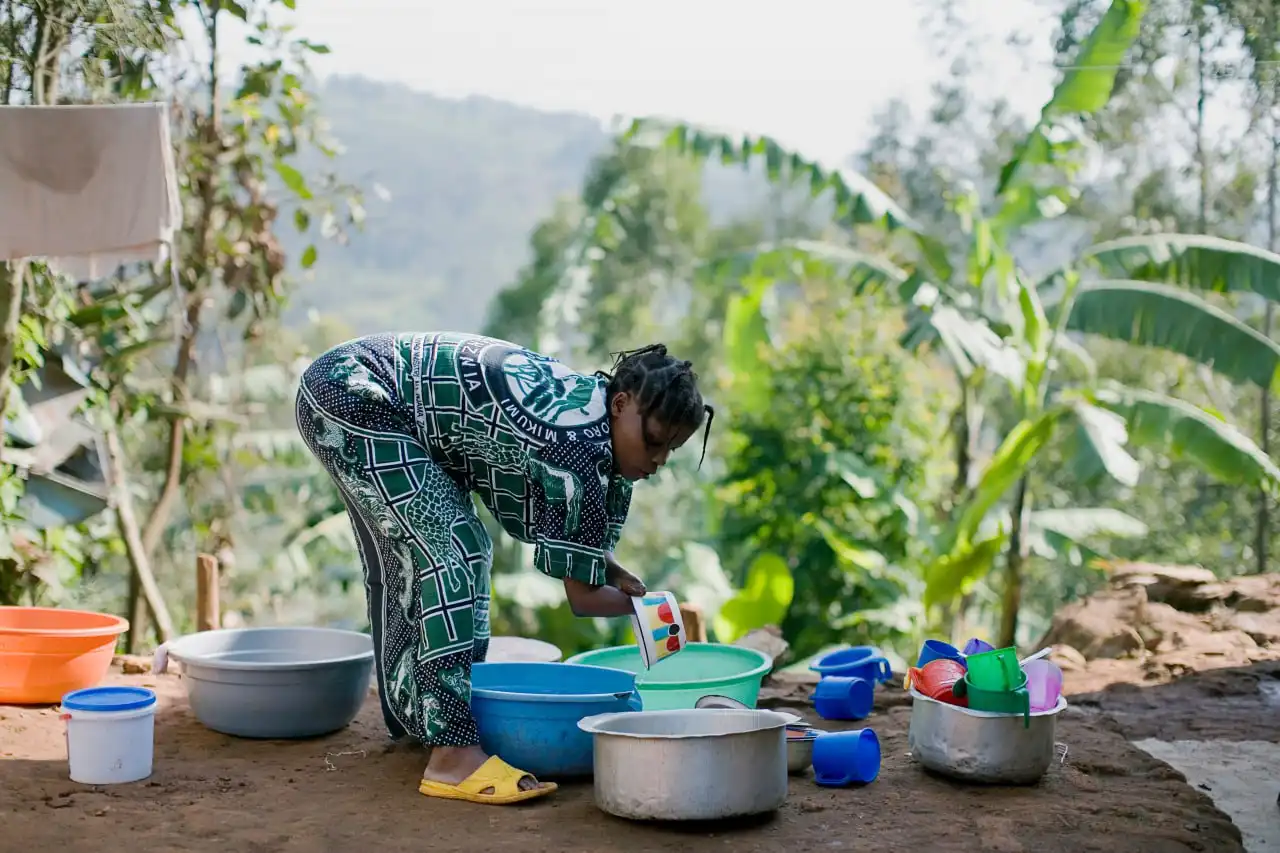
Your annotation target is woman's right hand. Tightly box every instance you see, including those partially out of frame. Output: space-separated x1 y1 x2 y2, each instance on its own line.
605 558 646 597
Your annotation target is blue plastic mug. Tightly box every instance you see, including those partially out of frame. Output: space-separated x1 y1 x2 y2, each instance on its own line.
809 646 893 684
811 676 874 721
916 639 965 669
812 728 880 787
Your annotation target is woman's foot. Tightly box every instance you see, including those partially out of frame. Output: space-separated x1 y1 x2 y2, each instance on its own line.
423 745 548 793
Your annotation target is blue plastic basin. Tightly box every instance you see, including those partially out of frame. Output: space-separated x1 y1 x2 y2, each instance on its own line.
470 661 642 778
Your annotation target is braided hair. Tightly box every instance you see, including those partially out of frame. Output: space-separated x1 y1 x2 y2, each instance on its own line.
595 344 714 468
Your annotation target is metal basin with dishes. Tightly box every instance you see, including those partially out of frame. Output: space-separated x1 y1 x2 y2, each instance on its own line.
156 627 374 739
907 688 1068 784
786 726 819 774
578 708 791 821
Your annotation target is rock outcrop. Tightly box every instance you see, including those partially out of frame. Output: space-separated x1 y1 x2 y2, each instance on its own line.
1039 562 1280 677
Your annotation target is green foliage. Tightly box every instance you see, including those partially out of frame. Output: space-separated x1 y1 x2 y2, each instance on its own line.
997 0 1146 228
1092 386 1280 489
626 119 952 279
6 0 1275 669
1079 234 1280 303
0 1 368 635
1065 280 1280 390
714 552 794 643
715 288 952 659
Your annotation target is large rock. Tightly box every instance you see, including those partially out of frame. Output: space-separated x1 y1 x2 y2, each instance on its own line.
1152 625 1259 658
1221 575 1280 613
1039 585 1148 659
1048 644 1088 671
1139 603 1219 653
1107 562 1220 611
1229 611 1280 646
732 625 791 669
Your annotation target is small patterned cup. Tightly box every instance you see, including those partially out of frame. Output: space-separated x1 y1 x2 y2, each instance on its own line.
629 591 686 669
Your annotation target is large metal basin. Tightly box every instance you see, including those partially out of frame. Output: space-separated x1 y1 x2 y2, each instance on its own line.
156 627 374 739
578 708 790 821
907 688 1067 784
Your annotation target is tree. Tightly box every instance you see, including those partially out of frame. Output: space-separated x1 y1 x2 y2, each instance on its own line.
0 2 363 648
1049 0 1280 575
582 0 1278 650
714 280 951 658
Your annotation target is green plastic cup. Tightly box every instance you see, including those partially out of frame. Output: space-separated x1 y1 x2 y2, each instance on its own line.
965 646 1024 691
963 675 1031 728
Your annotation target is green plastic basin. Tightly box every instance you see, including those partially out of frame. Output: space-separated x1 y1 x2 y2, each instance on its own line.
565 643 772 710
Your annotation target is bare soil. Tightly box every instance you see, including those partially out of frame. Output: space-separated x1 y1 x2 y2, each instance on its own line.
8 564 1278 852
0 662 1245 853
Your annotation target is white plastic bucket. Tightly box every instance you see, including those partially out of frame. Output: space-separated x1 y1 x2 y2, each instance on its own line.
60 685 157 785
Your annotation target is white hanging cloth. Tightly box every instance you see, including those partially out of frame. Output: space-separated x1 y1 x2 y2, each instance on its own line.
0 102 182 281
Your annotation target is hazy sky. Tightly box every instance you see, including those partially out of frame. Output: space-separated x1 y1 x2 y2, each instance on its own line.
197 0 1062 164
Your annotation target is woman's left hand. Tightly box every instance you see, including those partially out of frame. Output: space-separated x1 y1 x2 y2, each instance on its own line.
605 555 646 597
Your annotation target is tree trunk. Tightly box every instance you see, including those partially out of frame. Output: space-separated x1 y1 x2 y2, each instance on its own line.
949 383 979 641
998 476 1030 649
104 418 175 643
1256 9 1278 577
951 389 972 502
126 9 220 650
125 557 147 652
1194 3 1209 233
1260 299 1274 576
136 2 221 561
139 299 203 557
1 0 14 104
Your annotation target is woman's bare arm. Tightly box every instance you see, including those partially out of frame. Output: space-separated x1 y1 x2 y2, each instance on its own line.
563 577 636 617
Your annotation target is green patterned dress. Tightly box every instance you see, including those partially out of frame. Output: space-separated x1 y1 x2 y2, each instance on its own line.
295 333 633 746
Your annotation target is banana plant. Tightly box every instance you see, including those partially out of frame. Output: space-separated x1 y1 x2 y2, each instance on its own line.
1052 234 1280 392
572 0 1278 645
692 211 1280 647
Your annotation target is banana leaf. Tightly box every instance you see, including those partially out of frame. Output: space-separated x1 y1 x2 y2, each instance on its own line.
1065 279 1280 390
1092 387 1280 489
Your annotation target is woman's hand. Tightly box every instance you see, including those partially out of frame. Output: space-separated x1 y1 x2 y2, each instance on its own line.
562 577 635 617
605 554 646 597
560 554 646 618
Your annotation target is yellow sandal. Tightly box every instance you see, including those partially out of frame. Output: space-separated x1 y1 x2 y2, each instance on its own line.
418 755 558 805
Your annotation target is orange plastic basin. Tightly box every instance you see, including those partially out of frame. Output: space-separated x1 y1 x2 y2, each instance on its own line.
0 606 129 704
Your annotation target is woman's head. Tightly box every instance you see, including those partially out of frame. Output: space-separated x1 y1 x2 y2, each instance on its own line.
598 344 713 482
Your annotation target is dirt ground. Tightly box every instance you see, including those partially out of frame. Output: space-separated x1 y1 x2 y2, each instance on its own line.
0 662 1247 853
8 565 1279 852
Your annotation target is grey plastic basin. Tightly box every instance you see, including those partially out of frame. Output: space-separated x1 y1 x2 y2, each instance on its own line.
163 627 375 739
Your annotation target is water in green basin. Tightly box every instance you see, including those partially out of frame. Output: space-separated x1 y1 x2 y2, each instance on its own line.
566 643 772 711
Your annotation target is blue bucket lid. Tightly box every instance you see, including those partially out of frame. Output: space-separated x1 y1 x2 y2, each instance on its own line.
62 685 157 712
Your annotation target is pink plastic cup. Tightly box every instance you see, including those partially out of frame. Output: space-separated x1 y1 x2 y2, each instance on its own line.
1023 659 1063 712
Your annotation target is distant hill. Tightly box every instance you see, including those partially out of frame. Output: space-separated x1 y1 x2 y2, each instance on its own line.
281 76 611 335
281 76 783 337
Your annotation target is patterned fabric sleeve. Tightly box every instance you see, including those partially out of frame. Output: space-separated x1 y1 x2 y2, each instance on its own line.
603 476 633 553
529 441 617 586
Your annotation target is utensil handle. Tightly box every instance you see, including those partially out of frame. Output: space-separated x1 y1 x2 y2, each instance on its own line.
153 642 169 675
874 657 892 682
1019 647 1052 666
